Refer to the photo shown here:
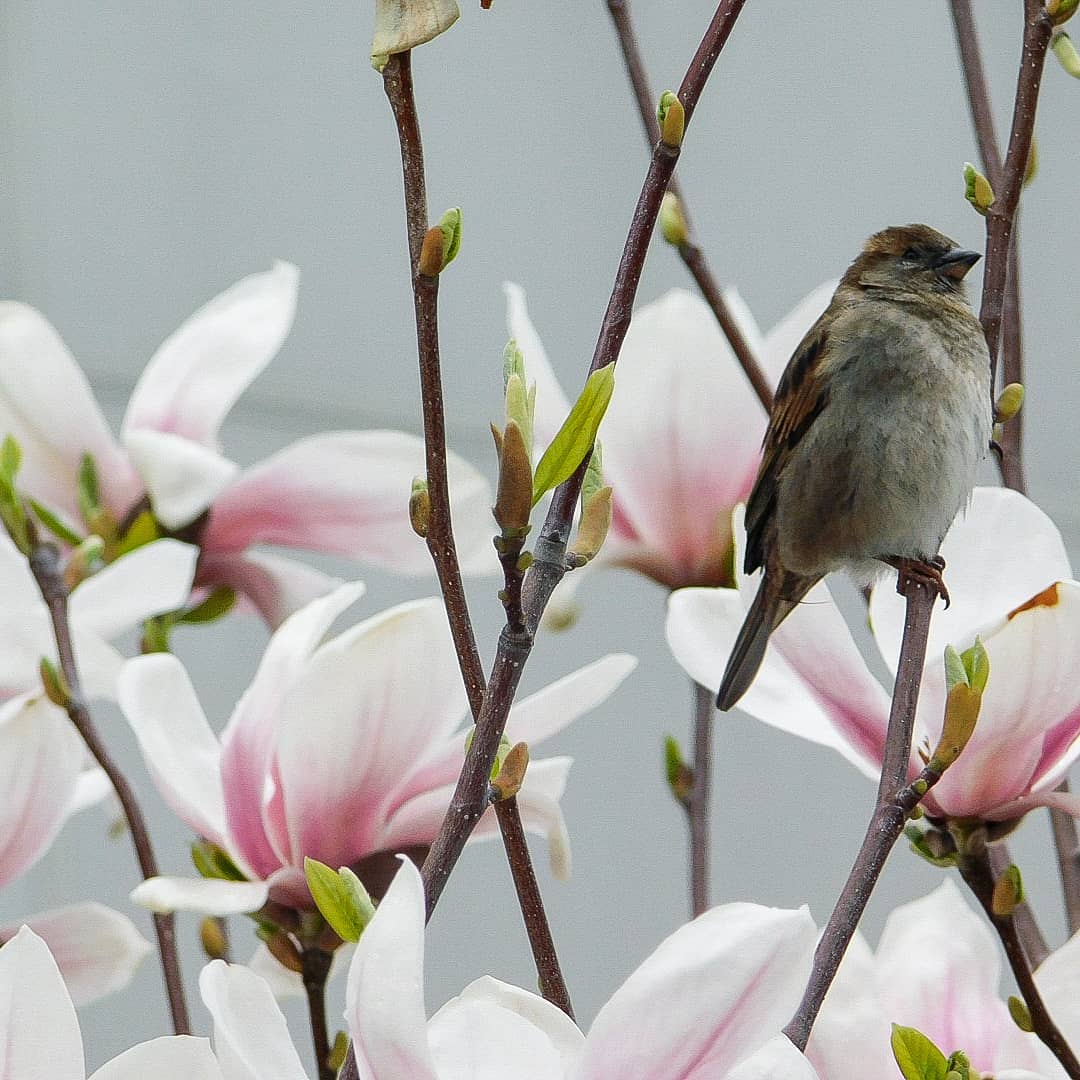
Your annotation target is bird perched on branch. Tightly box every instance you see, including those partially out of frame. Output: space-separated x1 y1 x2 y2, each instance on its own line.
716 224 991 711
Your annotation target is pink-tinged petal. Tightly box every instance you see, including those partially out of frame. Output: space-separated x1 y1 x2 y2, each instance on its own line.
3 903 151 1006
276 598 467 868
345 859 438 1080
665 586 886 779
196 551 342 629
131 877 269 917
201 431 496 576
502 283 571 454
70 539 198 639
0 695 84 888
123 262 299 448
119 654 230 851
198 961 308 1080
218 582 365 878
504 654 637 747
0 927 85 1080
1036 928 1080 1060
0 302 132 521
724 1036 821 1080
124 430 238 530
920 583 1080 819
578 904 816 1079
65 767 112 818
870 487 1072 675
88 1037 222 1080
757 282 836 383
989 789 1080 821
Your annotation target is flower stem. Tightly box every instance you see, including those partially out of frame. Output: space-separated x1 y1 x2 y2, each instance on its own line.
302 946 335 1080
783 577 938 1051
688 679 712 916
27 540 191 1035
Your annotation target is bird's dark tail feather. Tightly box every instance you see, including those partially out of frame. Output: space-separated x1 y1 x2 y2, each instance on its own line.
716 574 812 711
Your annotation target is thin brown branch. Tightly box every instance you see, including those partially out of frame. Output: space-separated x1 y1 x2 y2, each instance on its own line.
687 679 712 916
494 796 575 1018
784 578 937 1051
958 839 1080 1077
27 541 191 1035
605 0 772 412
302 946 335 1080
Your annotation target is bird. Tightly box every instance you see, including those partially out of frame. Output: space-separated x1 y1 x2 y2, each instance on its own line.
716 223 992 711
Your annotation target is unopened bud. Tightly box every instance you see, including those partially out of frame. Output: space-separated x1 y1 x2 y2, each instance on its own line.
963 162 995 214
994 382 1025 424
931 682 981 772
409 478 431 538
1024 134 1039 187
491 741 529 800
1008 995 1034 1032
664 734 694 805
1052 30 1080 77
199 916 229 960
492 420 534 534
265 930 304 974
659 192 689 247
992 864 1025 917
372 0 460 70
657 91 685 148
1048 0 1079 26
63 535 106 590
569 485 613 562
329 1032 350 1073
39 657 71 708
418 227 445 278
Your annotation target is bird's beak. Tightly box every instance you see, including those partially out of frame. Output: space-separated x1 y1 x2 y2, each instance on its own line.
934 248 982 280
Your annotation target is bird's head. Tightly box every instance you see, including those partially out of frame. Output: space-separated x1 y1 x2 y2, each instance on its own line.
841 224 981 296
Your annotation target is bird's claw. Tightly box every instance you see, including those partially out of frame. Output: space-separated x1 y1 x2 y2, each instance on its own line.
884 555 951 608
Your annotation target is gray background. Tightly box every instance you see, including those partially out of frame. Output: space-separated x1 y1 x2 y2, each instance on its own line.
3 1 1079 1070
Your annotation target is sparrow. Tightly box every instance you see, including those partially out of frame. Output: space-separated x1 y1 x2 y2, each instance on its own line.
716 224 992 711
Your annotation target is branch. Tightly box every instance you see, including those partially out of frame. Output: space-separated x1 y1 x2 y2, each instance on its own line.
958 839 1080 1077
687 680 712 916
784 578 937 1051
604 0 772 412
301 946 335 1080
27 542 191 1035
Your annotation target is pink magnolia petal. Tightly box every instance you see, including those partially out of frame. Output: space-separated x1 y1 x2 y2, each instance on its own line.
725 1036 821 1080
131 877 269 917
124 430 238 530
0 927 85 1080
119 654 230 851
276 598 466 868
0 302 132 521
345 858 438 1080
219 582 365 878
0 695 84 888
3 903 151 1006
198 960 308 1080
871 487 1072 675
665 586 885 779
201 430 496 576
88 1037 222 1080
123 262 299 448
578 904 816 1079
196 550 343 629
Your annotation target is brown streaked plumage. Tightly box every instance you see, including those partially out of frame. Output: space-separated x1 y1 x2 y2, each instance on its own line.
717 224 992 711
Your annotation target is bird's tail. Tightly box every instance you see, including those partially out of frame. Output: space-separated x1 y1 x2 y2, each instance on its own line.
716 573 814 711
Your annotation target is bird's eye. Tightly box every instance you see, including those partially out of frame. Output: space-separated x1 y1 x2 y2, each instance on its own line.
902 247 921 261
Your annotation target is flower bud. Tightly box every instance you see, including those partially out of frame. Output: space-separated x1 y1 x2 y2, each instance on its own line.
492 420 534 534
409 477 431 537
659 192 689 247
1024 134 1039 188
63 535 106 590
418 227 445 278
265 929 304 974
657 91 685 148
1047 0 1079 26
1008 995 1034 1032
491 741 529 800
570 484 613 562
372 0 461 71
963 162 995 215
1052 30 1080 77
994 382 1025 424
664 734 694 805
199 916 229 960
991 864 1024 917
39 657 71 708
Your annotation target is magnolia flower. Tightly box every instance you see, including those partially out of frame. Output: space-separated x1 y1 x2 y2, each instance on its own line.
0 926 221 1079
505 281 834 599
119 583 636 916
0 264 494 627
666 488 1080 823
808 881 1053 1077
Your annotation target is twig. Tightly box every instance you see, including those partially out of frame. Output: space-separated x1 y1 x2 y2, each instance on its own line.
380 50 572 1009
783 578 937 1051
687 680 712 916
988 841 1049 967
493 796 575 1018
958 838 1080 1077
27 542 191 1035
604 0 771 412
301 946 335 1080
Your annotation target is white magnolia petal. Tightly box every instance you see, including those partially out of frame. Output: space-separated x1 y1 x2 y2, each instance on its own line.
725 1036 821 1080
870 487 1073 673
119 654 229 847
64 766 112 819
124 430 238 530
124 262 299 448
0 927 85 1079
505 654 637 747
346 859 438 1080
71 539 199 639
1036 923 1080 1057
579 904 816 1078
244 941 356 1002
758 282 836 383
131 877 268 916
4 903 152 1006
199 961 308 1080
88 1037 223 1080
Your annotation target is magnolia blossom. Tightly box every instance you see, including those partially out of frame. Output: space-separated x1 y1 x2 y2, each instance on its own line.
0 264 494 627
0 926 221 1079
809 881 1056 1078
666 488 1080 823
119 583 636 915
505 280 834 599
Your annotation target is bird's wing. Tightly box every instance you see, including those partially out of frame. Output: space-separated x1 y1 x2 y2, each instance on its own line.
743 308 836 574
